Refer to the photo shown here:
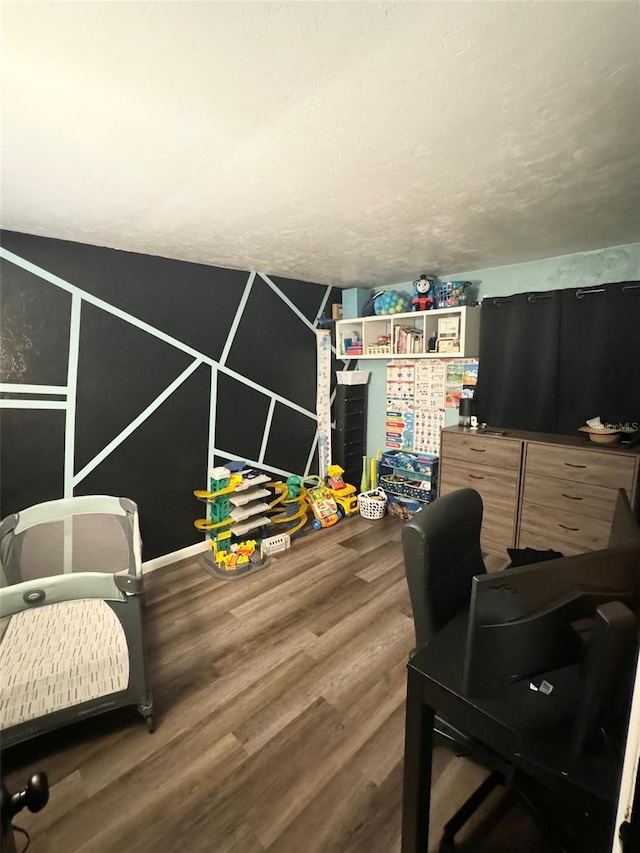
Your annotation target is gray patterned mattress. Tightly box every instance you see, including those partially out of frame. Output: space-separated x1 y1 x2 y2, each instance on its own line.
0 598 130 730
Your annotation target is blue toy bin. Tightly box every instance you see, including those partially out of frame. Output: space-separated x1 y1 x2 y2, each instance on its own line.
433 281 471 309
380 450 439 478
386 493 433 521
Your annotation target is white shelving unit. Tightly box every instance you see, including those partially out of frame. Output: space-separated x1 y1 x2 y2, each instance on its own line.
336 306 480 360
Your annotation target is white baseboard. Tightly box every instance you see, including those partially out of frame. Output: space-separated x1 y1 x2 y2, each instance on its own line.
142 540 208 574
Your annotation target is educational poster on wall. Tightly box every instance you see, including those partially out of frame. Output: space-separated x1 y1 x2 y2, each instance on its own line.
445 362 464 409
387 358 479 454
386 360 415 399
386 361 415 450
386 398 415 450
413 360 445 454
444 359 479 408
406 358 480 456
414 407 446 455
415 360 446 408
462 362 478 396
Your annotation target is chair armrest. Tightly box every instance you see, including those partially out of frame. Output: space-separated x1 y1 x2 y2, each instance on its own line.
0 572 128 619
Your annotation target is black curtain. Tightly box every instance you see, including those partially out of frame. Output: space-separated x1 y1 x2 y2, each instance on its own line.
557 282 640 434
475 281 640 435
475 291 562 432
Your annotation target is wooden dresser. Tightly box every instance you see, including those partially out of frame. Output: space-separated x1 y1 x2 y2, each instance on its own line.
439 426 640 557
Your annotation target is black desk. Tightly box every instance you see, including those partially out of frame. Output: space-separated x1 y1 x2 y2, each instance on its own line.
401 611 620 852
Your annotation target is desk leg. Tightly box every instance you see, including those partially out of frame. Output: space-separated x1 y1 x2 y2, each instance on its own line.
401 666 434 853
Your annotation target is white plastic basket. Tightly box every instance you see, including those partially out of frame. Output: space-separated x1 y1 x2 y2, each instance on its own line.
336 370 370 385
358 488 387 520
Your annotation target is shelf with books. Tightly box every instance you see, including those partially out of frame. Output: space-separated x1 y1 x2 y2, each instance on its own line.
336 306 480 360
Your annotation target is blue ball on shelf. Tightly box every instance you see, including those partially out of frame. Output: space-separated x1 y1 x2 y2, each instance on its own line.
374 290 411 316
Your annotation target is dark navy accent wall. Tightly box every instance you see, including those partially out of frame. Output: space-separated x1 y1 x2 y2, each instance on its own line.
0 231 339 560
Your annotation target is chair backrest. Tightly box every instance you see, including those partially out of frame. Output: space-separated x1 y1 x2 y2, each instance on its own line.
401 488 486 650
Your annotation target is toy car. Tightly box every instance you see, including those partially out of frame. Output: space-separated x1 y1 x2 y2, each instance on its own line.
325 464 359 517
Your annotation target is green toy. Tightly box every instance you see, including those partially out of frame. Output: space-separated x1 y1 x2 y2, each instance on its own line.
286 475 302 500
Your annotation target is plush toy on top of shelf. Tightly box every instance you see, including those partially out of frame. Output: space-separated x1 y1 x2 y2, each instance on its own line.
411 274 435 311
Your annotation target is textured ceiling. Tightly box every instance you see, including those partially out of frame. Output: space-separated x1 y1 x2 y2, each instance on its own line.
2 1 639 287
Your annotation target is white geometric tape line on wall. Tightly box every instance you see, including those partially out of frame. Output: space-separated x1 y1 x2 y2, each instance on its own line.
261 273 318 334
64 293 81 497
72 359 204 487
0 248 340 486
0 385 68 394
0 249 316 420
218 272 256 367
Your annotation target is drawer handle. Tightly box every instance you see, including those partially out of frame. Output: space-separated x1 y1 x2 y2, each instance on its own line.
470 448 486 453
559 523 580 532
561 493 584 501
564 462 587 469
468 474 485 480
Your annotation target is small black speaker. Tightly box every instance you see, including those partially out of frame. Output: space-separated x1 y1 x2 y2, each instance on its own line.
459 398 474 426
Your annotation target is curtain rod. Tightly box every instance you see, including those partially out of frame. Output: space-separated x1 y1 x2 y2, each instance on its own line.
486 282 639 305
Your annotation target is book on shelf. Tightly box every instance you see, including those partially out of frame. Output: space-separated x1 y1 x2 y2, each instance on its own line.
393 326 424 355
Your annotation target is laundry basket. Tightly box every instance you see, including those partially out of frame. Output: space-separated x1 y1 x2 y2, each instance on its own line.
357 488 387 520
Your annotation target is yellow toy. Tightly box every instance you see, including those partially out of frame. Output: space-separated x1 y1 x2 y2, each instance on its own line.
325 465 359 517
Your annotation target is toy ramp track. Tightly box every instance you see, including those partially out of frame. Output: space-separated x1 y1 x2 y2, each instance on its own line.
199 551 270 581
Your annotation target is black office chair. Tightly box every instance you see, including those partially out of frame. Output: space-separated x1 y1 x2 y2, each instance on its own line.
402 488 508 852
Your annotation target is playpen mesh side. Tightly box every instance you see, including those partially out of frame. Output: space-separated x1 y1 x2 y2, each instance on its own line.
0 598 130 730
4 513 131 585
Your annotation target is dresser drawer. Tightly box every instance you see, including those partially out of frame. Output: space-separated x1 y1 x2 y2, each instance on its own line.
439 459 519 513
480 519 517 556
441 432 522 471
522 473 620 522
439 460 518 554
440 479 515 555
525 443 636 492
519 502 610 552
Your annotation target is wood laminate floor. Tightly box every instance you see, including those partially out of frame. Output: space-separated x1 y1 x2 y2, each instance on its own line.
3 515 551 852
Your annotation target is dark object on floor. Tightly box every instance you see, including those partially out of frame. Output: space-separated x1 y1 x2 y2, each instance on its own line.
506 547 564 568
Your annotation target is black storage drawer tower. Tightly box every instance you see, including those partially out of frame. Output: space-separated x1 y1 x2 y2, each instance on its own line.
333 384 368 489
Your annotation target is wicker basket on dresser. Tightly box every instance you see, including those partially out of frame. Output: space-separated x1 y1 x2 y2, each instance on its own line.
439 427 640 557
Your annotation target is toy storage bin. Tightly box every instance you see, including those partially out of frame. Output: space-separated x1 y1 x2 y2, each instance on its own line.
386 493 424 521
336 370 370 385
433 281 471 308
357 488 387 519
380 474 435 502
380 450 439 478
